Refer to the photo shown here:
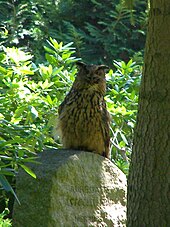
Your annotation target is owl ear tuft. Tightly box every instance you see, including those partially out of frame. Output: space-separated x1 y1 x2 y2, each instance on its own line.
97 65 110 73
76 61 87 69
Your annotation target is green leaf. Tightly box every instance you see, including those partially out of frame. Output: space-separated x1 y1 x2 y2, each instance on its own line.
44 46 56 54
20 164 36 179
45 53 57 64
52 66 64 76
130 90 136 100
0 174 20 204
0 113 5 119
46 95 53 105
119 141 126 148
20 69 34 75
62 42 74 50
0 169 15 176
127 59 133 67
120 132 128 145
11 106 26 124
0 155 13 161
0 66 7 74
22 157 40 165
29 106 38 120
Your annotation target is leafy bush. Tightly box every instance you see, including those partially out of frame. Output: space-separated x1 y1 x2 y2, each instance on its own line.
0 0 147 65
0 208 12 227
0 38 78 202
0 38 141 220
0 0 50 62
107 59 141 173
55 0 147 65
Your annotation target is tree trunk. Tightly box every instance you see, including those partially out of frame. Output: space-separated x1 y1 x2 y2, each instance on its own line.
127 0 170 226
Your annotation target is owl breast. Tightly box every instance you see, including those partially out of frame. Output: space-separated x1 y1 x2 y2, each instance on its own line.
54 62 110 159
56 88 110 158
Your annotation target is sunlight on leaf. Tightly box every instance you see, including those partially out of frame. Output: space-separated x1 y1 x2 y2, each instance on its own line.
4 47 33 65
20 164 36 179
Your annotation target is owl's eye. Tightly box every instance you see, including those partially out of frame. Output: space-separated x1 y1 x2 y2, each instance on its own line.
95 69 104 77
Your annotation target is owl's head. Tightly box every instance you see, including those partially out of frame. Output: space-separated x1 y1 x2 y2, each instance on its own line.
75 62 109 87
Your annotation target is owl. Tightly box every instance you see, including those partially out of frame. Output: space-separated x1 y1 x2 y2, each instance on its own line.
54 62 111 159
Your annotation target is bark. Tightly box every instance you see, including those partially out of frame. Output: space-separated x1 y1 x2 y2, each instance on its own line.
127 0 170 226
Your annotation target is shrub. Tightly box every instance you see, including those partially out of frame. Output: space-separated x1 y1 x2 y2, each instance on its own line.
0 0 147 65
107 59 141 173
51 0 148 65
0 207 12 227
0 38 141 219
0 38 78 200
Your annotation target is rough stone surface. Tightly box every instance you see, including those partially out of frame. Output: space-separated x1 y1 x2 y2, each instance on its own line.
13 149 127 227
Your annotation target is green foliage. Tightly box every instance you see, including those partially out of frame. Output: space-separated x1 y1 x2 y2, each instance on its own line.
0 0 147 65
108 59 141 173
0 208 12 227
0 0 53 62
0 38 78 200
0 39 141 221
0 0 145 223
53 0 148 65
0 39 141 185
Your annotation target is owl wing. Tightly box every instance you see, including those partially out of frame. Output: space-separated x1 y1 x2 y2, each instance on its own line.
58 88 75 115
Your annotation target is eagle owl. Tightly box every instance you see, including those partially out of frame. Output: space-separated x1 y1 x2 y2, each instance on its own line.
54 62 111 159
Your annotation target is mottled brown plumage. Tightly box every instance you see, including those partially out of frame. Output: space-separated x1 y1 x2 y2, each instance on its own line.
54 62 111 159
